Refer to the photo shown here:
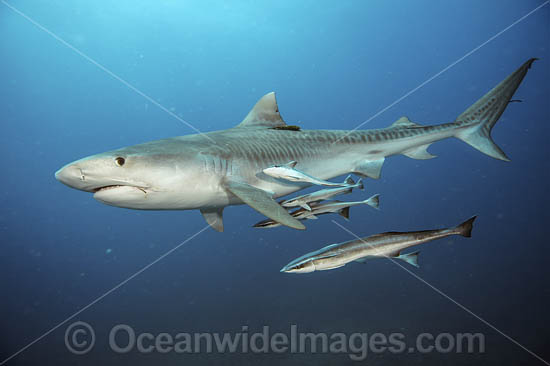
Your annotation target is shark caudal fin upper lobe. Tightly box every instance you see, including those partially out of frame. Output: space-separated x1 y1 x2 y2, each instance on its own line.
454 216 477 238
454 58 537 161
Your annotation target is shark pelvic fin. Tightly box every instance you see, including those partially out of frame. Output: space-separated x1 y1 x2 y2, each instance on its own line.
237 92 287 128
403 144 437 160
224 180 306 230
390 116 421 128
200 207 224 232
353 158 385 179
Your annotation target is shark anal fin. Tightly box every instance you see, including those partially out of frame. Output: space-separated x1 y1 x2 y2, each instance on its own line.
403 144 436 160
200 207 224 232
353 158 385 179
224 180 306 230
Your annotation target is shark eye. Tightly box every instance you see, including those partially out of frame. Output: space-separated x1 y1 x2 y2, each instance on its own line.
114 157 125 167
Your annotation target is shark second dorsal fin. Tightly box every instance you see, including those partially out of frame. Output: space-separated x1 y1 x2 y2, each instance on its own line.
237 92 287 128
390 116 421 128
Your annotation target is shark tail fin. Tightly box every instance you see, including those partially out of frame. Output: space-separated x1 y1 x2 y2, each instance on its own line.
364 194 380 210
453 216 477 238
454 58 536 161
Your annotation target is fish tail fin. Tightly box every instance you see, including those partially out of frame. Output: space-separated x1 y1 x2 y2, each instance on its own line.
364 194 380 210
356 178 364 190
454 58 536 161
453 216 477 238
343 175 355 185
338 207 350 220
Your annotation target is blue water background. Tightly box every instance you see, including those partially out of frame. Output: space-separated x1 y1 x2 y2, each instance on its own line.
1 1 549 364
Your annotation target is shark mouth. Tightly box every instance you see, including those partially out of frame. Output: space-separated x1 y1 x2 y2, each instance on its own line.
92 185 147 194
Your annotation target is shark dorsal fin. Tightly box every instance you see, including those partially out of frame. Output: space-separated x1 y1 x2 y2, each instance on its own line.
237 92 287 128
390 116 420 128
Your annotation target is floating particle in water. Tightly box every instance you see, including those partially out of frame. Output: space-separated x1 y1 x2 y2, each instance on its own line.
105 248 112 254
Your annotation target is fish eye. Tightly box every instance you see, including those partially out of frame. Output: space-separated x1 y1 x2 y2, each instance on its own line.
114 157 125 166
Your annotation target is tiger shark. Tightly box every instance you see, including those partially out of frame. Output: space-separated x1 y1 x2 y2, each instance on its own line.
55 59 536 232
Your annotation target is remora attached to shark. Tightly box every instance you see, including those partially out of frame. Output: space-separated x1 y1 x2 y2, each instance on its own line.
263 161 356 188
253 195 380 228
280 175 363 211
55 59 536 232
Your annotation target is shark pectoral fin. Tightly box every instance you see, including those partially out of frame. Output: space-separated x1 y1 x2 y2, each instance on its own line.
403 144 436 160
353 158 385 179
338 207 350 220
224 180 306 230
355 257 369 264
396 251 420 267
200 208 224 232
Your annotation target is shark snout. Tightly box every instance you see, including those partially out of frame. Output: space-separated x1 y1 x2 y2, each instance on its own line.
55 164 85 189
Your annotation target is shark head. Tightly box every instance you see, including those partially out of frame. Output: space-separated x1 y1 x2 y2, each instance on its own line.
280 258 316 274
55 138 206 210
